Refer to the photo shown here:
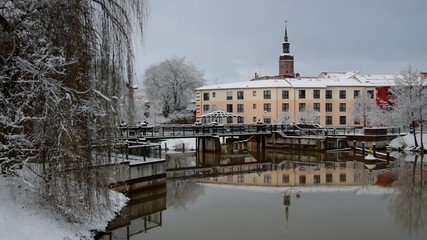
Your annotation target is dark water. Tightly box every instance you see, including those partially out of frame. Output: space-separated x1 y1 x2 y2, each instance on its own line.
144 185 420 240
101 151 427 240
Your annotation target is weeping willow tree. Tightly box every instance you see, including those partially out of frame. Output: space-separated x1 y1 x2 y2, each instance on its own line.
0 0 148 223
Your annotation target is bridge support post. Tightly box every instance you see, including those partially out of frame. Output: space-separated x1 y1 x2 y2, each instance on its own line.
198 136 221 152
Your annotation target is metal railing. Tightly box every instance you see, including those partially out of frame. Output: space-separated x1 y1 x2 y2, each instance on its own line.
119 124 403 139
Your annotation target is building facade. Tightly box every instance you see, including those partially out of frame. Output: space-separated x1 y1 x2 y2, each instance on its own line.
195 23 396 127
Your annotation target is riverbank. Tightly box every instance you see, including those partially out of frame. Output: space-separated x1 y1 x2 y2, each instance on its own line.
0 175 127 240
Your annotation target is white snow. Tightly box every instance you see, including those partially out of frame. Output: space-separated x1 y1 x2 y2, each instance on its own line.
196 72 399 90
388 133 427 151
0 176 128 240
162 138 197 151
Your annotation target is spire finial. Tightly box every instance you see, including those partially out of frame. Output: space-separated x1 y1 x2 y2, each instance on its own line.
284 20 288 42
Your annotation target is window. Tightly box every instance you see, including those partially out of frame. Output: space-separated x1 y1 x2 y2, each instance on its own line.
227 117 233 123
340 116 346 125
237 116 244 123
367 90 374 99
299 90 306 99
326 116 333 125
264 90 271 99
339 103 346 112
253 91 257 96
340 174 347 182
203 105 210 112
282 174 290 184
326 90 332 99
339 90 346 99
282 90 289 99
238 175 244 182
313 90 320 99
326 174 333 183
326 103 332 112
313 103 320 112
253 116 257 122
237 91 244 100
282 103 289 112
299 175 306 185
226 91 232 100
226 104 233 112
253 104 256 109
353 90 360 99
264 103 271 112
203 93 209 101
354 119 360 125
299 103 306 112
264 174 272 183
314 175 321 184
264 117 271 124
212 92 216 98
237 104 244 113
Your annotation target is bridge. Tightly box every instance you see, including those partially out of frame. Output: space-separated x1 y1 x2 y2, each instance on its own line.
119 123 331 140
119 123 403 152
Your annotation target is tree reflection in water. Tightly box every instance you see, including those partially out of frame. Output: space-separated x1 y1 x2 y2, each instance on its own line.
389 154 426 235
167 179 205 209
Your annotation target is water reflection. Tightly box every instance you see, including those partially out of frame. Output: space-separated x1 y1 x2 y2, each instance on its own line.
389 154 427 234
102 149 427 240
97 184 166 240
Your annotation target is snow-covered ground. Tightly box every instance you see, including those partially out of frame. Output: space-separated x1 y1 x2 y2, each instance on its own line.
388 133 427 151
0 176 127 240
161 138 197 151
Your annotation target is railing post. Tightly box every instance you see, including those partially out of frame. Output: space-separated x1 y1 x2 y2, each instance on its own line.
362 142 365 156
372 143 376 157
353 140 356 154
172 125 175 136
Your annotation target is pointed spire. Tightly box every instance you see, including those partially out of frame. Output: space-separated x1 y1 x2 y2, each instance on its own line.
279 20 295 77
282 20 290 55
284 20 288 42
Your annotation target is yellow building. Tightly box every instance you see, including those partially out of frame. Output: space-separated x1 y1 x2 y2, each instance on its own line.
195 23 396 127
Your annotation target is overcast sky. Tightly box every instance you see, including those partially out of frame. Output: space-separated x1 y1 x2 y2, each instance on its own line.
134 0 427 86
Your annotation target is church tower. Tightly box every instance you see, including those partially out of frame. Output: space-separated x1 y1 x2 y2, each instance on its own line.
279 21 295 77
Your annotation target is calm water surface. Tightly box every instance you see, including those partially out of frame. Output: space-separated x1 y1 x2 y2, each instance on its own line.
144 184 425 240
101 151 427 240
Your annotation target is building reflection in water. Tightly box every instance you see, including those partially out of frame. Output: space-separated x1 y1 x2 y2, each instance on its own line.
99 148 426 239
197 149 383 188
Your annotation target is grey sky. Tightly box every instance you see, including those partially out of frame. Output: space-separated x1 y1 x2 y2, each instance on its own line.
134 0 427 85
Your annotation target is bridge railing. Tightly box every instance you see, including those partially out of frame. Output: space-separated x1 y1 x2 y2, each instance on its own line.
119 124 403 138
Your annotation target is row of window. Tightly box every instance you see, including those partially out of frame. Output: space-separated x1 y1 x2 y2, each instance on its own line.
282 173 347 184
239 173 347 184
204 105 350 125
204 102 348 113
203 89 375 101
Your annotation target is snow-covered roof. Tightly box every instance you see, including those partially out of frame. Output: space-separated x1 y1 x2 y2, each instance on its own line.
318 71 360 79
354 74 399 86
197 79 293 90
197 72 397 91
